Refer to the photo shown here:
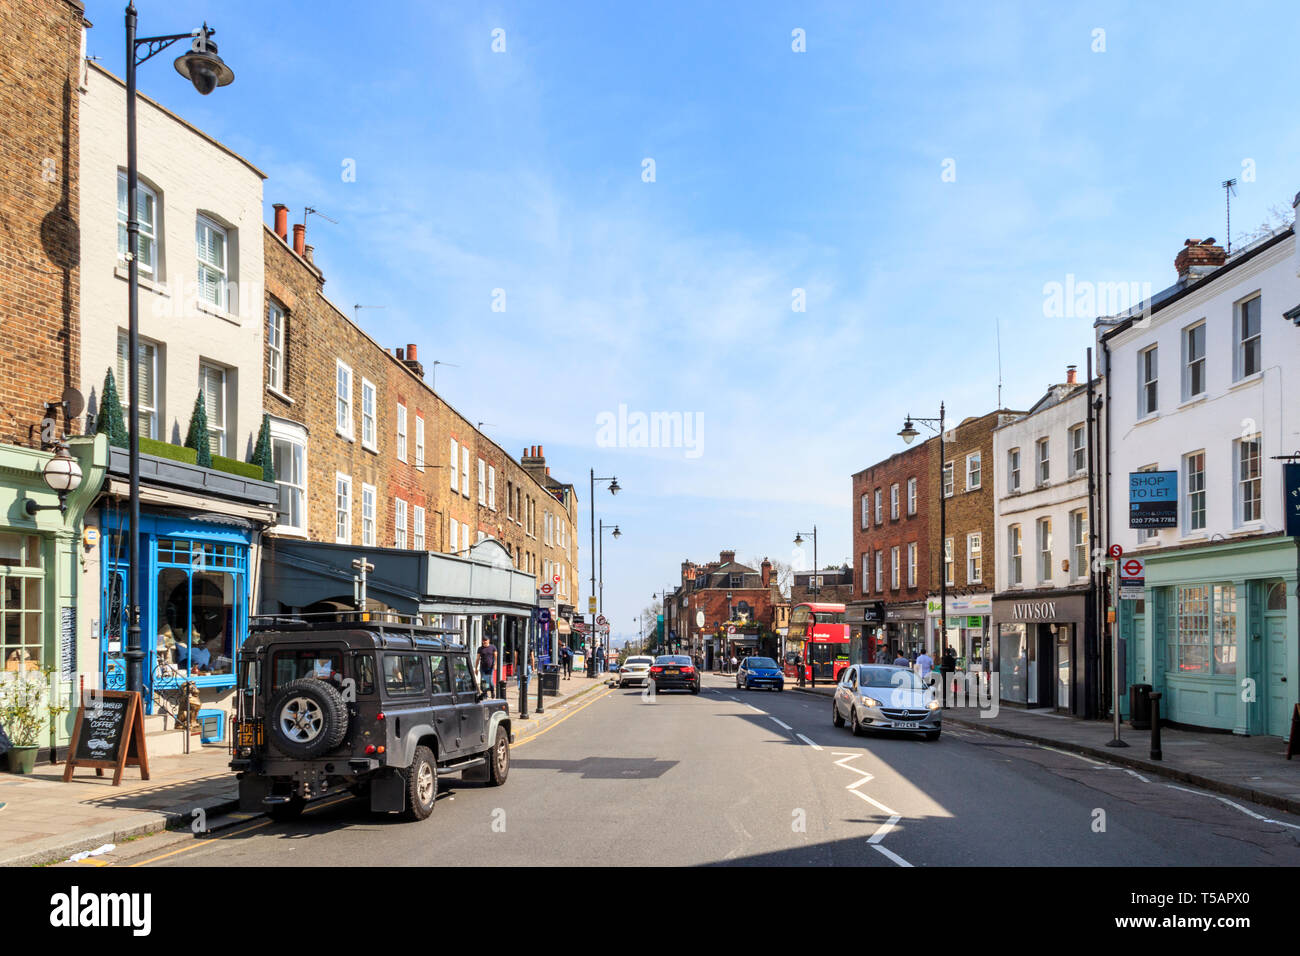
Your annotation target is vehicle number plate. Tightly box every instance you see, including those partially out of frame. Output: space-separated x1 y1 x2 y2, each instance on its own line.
237 720 263 746
666 669 679 675
894 721 920 729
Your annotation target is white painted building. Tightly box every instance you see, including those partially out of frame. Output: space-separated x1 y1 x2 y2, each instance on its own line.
1098 216 1300 736
992 368 1102 713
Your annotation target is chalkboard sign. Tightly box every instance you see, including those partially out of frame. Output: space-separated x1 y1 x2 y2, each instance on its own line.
1287 703 1300 760
62 690 149 785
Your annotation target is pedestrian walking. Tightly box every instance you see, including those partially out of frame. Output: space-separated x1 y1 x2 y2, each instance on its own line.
596 645 605 674
562 643 573 679
476 636 497 698
916 649 935 688
940 645 957 705
729 654 737 675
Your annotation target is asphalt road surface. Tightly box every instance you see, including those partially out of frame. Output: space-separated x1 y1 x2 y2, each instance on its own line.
111 673 1300 867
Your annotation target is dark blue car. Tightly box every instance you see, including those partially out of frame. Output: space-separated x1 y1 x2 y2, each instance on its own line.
736 656 784 691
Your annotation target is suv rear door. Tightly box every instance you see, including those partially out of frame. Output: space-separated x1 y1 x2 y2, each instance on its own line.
449 653 486 755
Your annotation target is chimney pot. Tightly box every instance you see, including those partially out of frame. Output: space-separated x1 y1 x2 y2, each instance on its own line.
396 348 405 360
1066 364 1077 385
273 203 288 240
292 223 305 256
537 445 543 458
406 344 418 361
1174 237 1226 282
303 244 315 265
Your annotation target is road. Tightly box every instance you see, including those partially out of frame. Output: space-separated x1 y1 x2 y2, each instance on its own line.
109 673 1300 867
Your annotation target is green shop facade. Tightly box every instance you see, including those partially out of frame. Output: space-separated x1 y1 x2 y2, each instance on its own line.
0 434 109 752
1118 533 1297 737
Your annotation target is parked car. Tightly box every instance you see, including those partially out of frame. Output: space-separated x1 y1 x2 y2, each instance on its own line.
618 655 656 688
736 656 784 691
649 654 700 694
230 612 513 822
831 664 941 740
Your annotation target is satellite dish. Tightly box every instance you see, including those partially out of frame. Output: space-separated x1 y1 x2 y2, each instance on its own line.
62 386 85 420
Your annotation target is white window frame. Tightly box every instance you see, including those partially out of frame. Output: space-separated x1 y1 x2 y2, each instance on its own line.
966 452 981 491
1139 344 1158 418
907 542 917 588
449 517 459 554
875 551 883 592
874 489 882 524
478 458 487 505
195 214 229 311
488 466 496 510
415 416 425 470
1037 518 1052 583
860 493 869 529
1036 438 1050 486
361 378 377 451
1185 450 1206 533
269 420 308 537
890 483 899 520
907 477 917 515
967 532 982 583
1008 525 1022 586
335 473 352 544
943 462 954 498
1235 294 1262 381
198 361 227 457
361 483 376 547
1069 424 1087 476
450 438 459 491
336 360 353 440
461 446 470 499
1069 509 1087 579
116 331 159 439
413 505 425 550
117 172 158 277
944 537 954 587
890 546 900 590
1008 448 1021 493
1182 321 1206 401
1236 436 1262 525
862 553 870 593
266 301 285 394
394 497 408 549
396 403 408 463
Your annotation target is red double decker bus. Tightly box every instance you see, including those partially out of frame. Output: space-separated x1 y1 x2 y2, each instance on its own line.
783 602 850 682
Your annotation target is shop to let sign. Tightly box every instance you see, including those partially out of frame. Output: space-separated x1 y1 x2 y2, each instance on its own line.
1129 471 1178 529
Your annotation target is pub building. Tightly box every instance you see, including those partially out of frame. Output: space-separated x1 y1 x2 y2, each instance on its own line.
992 589 1093 714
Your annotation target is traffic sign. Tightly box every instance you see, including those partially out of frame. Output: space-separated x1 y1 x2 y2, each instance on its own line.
1108 544 1123 560
1119 556 1145 601
539 582 554 597
553 574 561 584
588 596 597 613
727 625 736 636
1120 558 1145 580
596 615 607 627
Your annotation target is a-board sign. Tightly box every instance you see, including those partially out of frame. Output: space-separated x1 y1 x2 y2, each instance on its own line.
1287 703 1300 760
63 689 150 786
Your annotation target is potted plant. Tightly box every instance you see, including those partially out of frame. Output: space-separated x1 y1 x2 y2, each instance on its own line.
0 669 50 774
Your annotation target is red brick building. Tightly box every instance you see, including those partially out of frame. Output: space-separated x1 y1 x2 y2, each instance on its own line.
665 551 781 667
849 440 933 659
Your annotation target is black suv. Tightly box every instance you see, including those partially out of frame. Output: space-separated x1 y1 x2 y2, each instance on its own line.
230 613 512 821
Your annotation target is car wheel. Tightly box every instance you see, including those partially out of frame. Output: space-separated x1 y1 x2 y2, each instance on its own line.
267 796 306 822
832 700 845 727
487 726 510 786
924 730 941 742
402 745 438 821
851 708 864 737
266 678 348 759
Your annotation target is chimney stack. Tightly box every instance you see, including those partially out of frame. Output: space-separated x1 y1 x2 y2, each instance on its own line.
303 244 315 265
720 549 736 565
761 558 772 589
1066 364 1077 385
1175 238 1226 285
397 343 424 379
292 223 306 256
273 203 288 240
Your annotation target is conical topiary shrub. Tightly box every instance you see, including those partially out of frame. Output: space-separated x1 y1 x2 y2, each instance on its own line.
97 368 129 448
249 413 275 483
184 390 213 468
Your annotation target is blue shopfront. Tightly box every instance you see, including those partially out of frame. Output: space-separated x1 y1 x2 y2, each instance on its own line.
100 510 255 712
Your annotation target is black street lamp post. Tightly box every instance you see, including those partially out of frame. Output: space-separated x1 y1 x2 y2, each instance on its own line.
899 403 946 668
588 470 619 676
793 527 818 686
598 521 620 616
122 3 233 695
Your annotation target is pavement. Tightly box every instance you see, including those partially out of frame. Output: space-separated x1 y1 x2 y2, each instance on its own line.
91 672 1300 868
787 679 1300 817
0 670 612 867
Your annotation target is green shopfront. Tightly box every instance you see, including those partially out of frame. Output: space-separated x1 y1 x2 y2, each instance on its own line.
1118 535 1298 737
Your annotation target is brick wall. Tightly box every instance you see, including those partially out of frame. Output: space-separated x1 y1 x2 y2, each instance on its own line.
852 440 931 606
0 0 84 445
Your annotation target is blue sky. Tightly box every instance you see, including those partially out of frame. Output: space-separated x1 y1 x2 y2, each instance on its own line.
86 0 1300 644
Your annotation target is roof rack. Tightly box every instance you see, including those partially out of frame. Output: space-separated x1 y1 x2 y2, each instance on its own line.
250 609 459 634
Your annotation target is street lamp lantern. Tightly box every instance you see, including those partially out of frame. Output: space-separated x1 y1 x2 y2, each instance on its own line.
608 477 620 495
898 418 920 444
612 525 621 539
793 533 803 547
172 25 234 95
24 444 83 516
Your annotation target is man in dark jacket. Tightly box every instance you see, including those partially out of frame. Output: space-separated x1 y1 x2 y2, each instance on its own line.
940 646 958 706
477 637 497 697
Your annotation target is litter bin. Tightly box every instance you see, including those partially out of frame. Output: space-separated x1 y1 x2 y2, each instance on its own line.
539 668 560 697
1130 683 1153 730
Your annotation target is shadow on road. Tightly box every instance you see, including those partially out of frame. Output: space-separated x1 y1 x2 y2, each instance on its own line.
511 756 678 779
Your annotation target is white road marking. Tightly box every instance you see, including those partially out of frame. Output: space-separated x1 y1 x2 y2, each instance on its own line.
872 844 913 867
868 814 901 844
1038 745 1106 766
1166 785 1300 830
795 734 822 751
769 717 793 730
849 786 898 817
846 773 875 790
831 751 858 758
745 703 765 713
1124 769 1151 783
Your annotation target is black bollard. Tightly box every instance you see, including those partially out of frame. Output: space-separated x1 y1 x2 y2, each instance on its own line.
519 673 529 720
537 667 545 714
1149 692 1162 760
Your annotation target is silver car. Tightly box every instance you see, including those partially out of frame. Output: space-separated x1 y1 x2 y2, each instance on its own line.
832 664 942 740
617 655 655 688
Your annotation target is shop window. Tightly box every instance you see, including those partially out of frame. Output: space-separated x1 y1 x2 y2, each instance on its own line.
1 535 43 672
1168 583 1236 677
154 540 243 681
